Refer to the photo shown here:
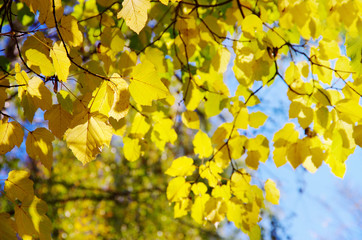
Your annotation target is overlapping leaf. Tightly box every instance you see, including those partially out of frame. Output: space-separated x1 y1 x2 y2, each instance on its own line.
64 110 113 165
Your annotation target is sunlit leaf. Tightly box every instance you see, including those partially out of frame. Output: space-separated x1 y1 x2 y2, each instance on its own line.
165 156 196 177
181 111 200 129
264 179 280 205
123 137 141 162
117 0 151 34
0 118 24 154
44 104 72 139
129 60 169 106
166 177 191 202
50 41 70 82
4 170 34 202
64 111 113 165
193 130 213 158
26 128 55 171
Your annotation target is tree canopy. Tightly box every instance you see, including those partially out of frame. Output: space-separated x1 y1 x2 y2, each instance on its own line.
0 0 361 239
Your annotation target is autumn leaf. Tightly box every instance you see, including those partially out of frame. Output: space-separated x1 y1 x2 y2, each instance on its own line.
14 195 52 240
181 111 200 129
193 130 213 158
0 118 24 154
44 104 72 139
50 41 70 82
59 15 83 47
90 74 129 120
123 137 141 162
64 111 113 165
264 179 280 205
117 0 151 34
26 128 55 171
165 156 196 177
129 60 170 106
166 177 191 202
4 170 34 202
0 213 17 240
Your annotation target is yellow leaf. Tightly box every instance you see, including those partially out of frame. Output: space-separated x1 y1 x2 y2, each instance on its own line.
212 183 231 200
4 170 34 202
212 47 231 74
204 197 227 225
56 90 73 113
159 0 169 5
247 135 269 163
0 80 7 110
228 135 247 159
89 80 113 116
245 151 261 170
235 85 260 106
0 118 24 154
335 56 352 79
193 130 213 158
25 49 54 77
22 32 54 77
319 39 341 60
166 177 191 202
302 156 318 173
109 74 130 120
174 198 192 218
50 41 70 82
129 60 170 105
123 137 141 162
204 92 225 118
165 156 196 177
273 123 299 147
44 104 72 139
199 161 222 187
211 123 233 146
191 182 208 196
191 194 210 224
37 0 63 28
234 104 249 129
249 111 268 128
290 101 314 128
227 198 245 229
264 179 279 205
141 47 167 73
27 77 52 111
130 113 150 137
15 71 49 122
336 99 362 123
287 139 310 169
184 79 204 111
64 111 113 165
14 196 52 240
109 118 127 136
151 118 177 151
59 15 83 47
230 170 251 202
0 213 17 240
273 147 287 167
249 225 261 240
353 125 362 147
181 111 200 129
117 0 151 34
15 69 29 99
242 14 263 39
26 128 55 172
21 93 38 122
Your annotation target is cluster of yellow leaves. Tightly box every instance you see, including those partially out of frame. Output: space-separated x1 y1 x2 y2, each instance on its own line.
1 0 362 239
1 170 52 240
166 158 280 239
